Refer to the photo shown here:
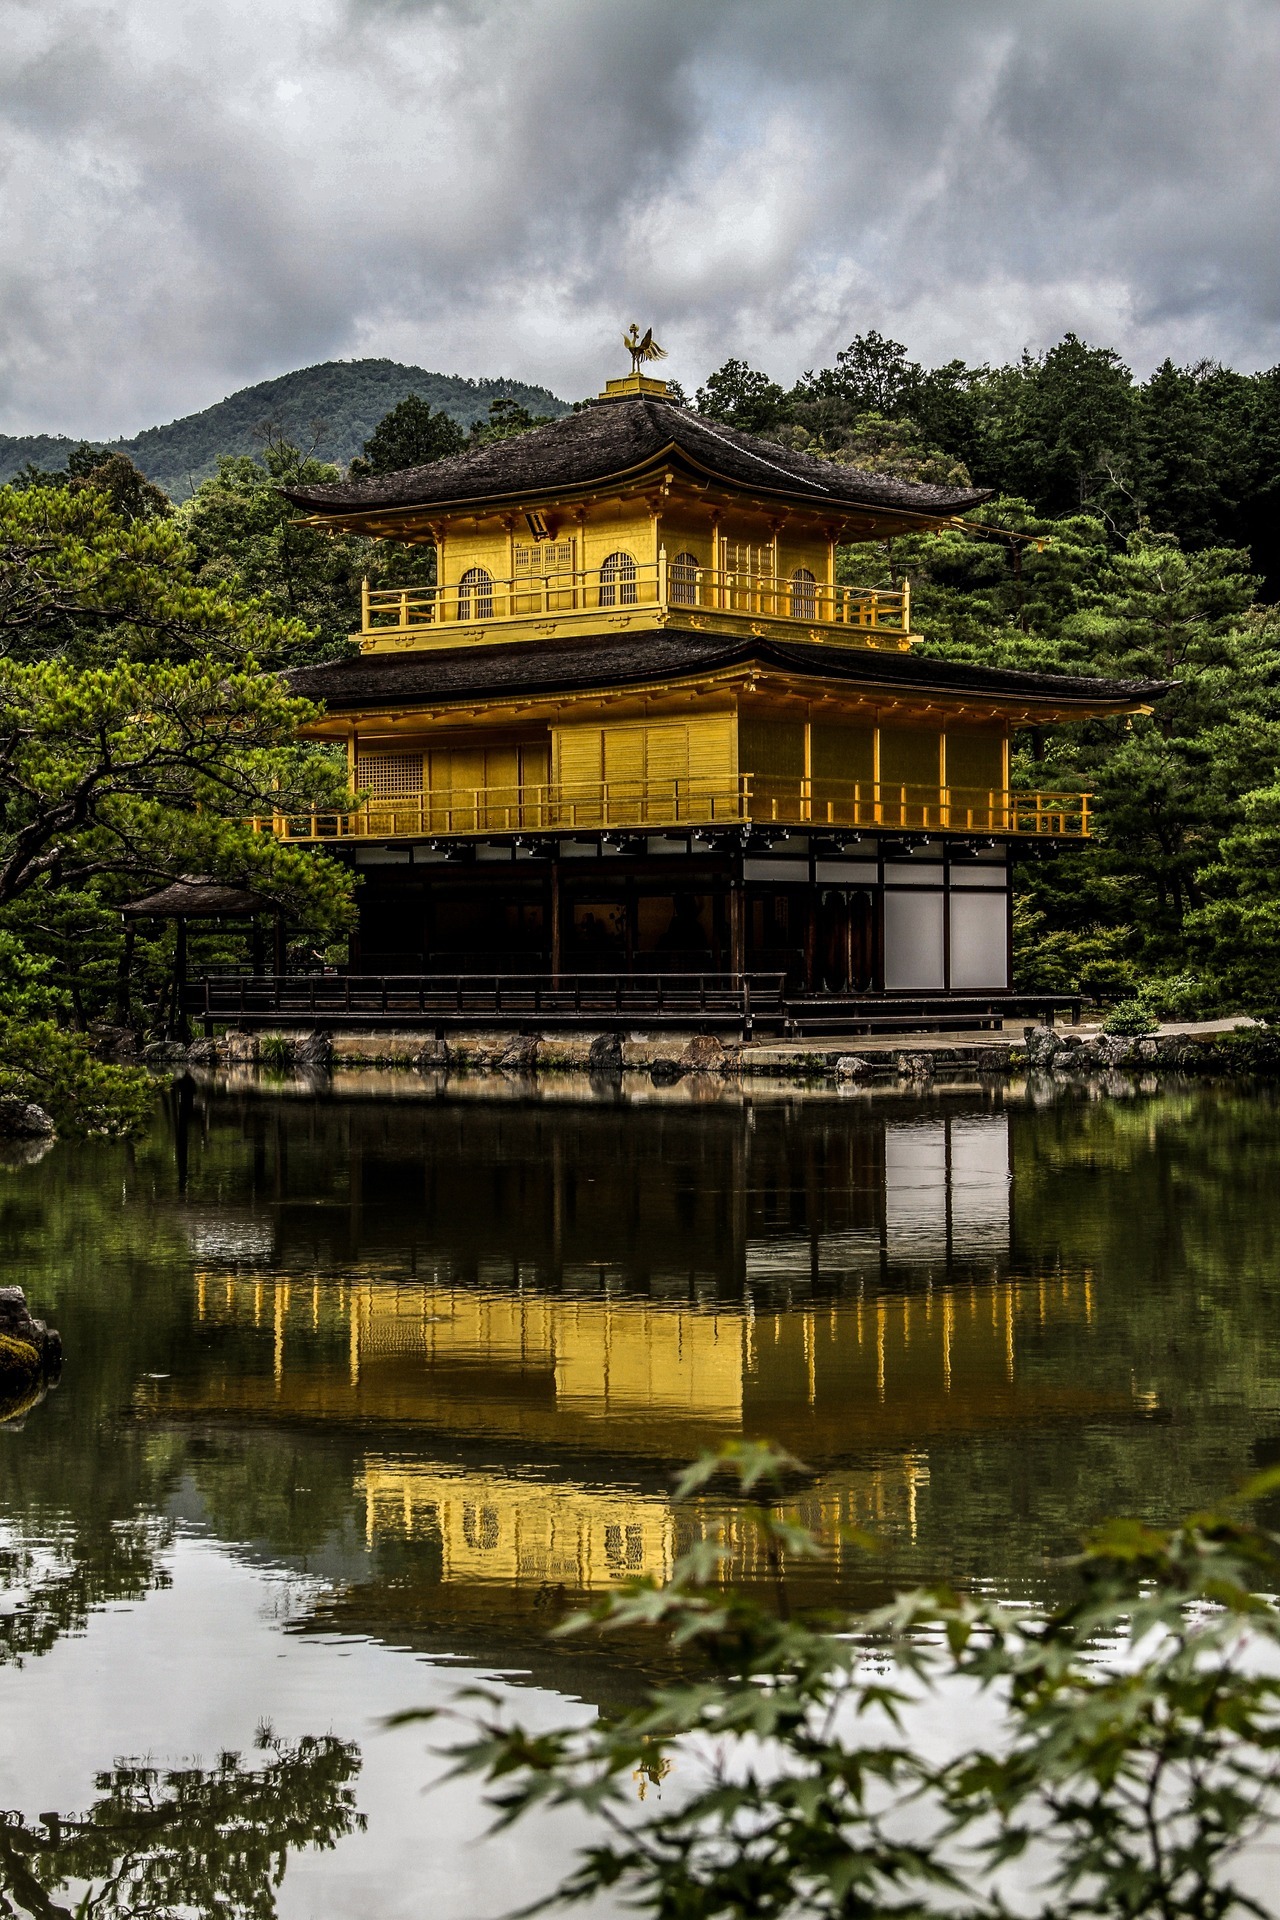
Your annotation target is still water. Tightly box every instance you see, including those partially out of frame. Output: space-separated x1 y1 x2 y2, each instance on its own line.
1 1072 1278 1915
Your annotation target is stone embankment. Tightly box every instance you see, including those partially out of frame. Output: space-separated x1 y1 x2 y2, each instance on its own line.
151 1017 1265 1086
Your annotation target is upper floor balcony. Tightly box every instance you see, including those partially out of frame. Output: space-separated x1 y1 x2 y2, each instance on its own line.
256 777 1090 843
357 554 912 652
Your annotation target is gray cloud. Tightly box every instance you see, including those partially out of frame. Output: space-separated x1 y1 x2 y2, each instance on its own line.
0 0 1276 438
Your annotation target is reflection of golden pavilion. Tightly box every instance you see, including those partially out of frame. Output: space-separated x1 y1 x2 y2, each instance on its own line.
189 1264 1100 1449
159 1261 1117 1592
356 1456 933 1591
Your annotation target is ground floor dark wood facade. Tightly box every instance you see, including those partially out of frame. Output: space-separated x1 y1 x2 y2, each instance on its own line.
343 832 1015 995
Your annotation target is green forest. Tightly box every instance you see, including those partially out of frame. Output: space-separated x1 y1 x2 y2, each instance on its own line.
1 329 1278 1131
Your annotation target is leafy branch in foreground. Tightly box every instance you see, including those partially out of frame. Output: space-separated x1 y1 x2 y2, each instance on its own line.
414 1446 1280 1920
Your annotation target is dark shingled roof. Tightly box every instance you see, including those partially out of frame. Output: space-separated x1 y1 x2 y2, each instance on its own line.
286 630 1165 715
283 394 991 522
122 875 272 918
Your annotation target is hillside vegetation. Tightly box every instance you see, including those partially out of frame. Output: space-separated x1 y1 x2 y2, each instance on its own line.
0 359 570 498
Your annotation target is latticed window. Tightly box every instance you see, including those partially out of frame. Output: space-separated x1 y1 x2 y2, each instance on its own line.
669 551 699 605
722 541 770 579
458 565 494 619
790 566 818 619
599 550 637 607
356 752 424 796
514 539 575 578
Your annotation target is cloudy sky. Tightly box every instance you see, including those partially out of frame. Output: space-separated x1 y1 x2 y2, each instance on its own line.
2 0 1278 439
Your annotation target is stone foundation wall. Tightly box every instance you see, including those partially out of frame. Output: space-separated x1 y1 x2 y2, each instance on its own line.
148 1021 1273 1088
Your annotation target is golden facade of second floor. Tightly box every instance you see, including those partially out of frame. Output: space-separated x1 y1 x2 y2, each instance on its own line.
269 692 1091 842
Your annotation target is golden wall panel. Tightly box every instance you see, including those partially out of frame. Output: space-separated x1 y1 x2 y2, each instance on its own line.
944 728 1006 791
552 714 736 800
811 721 875 783
879 726 944 787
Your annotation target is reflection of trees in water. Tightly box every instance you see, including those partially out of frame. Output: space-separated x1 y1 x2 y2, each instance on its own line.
0 1729 363 1919
0 1517 171 1666
0 1122 216 1670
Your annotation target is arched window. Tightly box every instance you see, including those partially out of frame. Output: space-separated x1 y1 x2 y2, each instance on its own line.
599 550 637 608
669 551 699 606
457 565 493 620
790 566 818 621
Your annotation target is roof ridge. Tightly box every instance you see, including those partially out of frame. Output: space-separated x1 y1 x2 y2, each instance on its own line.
282 391 992 519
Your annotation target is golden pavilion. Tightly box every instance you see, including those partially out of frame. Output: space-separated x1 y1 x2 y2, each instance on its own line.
277 355 1159 1001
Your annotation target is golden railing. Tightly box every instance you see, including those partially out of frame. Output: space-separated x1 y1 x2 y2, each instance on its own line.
255 779 1090 841
361 559 910 643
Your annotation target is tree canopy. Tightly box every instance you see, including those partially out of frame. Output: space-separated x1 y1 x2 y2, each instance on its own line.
694 330 1280 591
347 391 466 476
0 1729 363 1919
0 459 353 1130
430 1444 1280 1920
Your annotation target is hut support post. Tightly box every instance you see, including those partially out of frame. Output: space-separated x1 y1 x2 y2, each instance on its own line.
172 918 190 1041
116 923 136 1027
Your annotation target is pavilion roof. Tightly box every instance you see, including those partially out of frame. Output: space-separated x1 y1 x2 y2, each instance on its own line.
286 628 1166 720
121 875 273 919
281 394 991 527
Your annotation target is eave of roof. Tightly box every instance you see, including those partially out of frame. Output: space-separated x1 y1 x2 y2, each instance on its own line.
285 629 1166 721
282 395 991 527
122 875 271 918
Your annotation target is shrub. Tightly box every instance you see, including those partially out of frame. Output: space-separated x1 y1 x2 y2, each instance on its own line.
1101 997 1159 1035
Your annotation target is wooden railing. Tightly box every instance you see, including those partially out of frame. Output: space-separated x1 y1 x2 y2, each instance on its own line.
254 779 1090 841
183 972 1085 1036
361 560 910 643
186 971 787 1032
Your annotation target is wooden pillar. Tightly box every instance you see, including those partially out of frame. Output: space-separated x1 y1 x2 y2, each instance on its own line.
116 921 136 1026
727 857 745 979
174 1070 193 1193
550 857 562 983
173 917 189 1041
273 913 287 977
803 890 817 993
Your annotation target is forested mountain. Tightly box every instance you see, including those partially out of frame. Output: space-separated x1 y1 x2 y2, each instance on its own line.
0 359 570 498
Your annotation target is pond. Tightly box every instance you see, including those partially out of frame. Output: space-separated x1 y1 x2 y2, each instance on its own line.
0 1072 1278 1916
